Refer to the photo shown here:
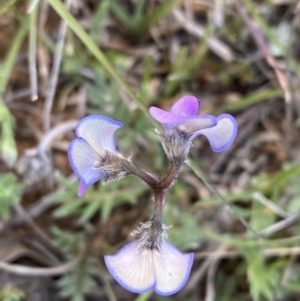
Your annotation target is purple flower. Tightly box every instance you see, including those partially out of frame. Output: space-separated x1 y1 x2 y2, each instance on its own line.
68 115 123 197
149 95 237 152
104 223 194 296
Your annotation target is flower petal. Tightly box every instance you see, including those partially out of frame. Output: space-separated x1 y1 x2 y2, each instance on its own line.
149 96 200 128
170 95 200 117
153 241 194 296
68 138 105 196
195 114 238 152
78 181 87 197
177 114 217 135
76 115 123 156
104 240 155 294
149 107 186 126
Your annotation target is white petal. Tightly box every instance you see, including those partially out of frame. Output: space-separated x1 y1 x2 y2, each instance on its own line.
76 115 123 156
68 138 105 196
195 114 237 152
177 115 216 135
153 241 194 296
104 240 155 294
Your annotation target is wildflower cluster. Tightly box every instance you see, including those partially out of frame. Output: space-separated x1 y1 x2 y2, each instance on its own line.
68 95 237 296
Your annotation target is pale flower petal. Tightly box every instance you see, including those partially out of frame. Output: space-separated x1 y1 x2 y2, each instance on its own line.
68 138 105 196
153 241 194 296
104 240 156 294
76 115 123 156
178 114 217 135
194 114 238 152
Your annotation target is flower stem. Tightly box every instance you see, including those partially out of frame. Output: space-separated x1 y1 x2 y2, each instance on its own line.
158 163 182 190
152 191 164 229
123 160 157 187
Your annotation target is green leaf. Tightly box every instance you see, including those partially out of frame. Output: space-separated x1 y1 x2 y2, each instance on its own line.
79 198 102 223
51 227 85 254
0 286 25 301
216 88 282 114
251 163 300 198
134 291 153 301
0 0 19 16
163 184 204 250
90 0 110 42
0 101 17 167
99 177 145 222
0 173 23 220
248 197 276 233
53 198 84 218
0 18 27 167
51 174 146 223
242 248 285 300
52 228 96 301
164 46 189 96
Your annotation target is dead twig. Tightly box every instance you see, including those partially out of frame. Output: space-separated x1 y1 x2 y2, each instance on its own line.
212 0 224 28
38 119 78 162
28 4 38 101
37 0 50 92
172 9 234 62
95 263 118 301
205 251 221 301
179 244 227 297
0 250 85 276
43 0 73 131
259 213 300 237
235 0 292 148
12 204 63 261
252 192 291 218
195 246 300 260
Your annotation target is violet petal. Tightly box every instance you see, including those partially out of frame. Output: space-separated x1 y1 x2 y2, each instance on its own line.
194 114 238 152
149 107 187 126
170 95 200 117
68 138 105 196
77 181 87 197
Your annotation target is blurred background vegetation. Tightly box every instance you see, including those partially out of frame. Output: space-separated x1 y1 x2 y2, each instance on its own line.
1 0 300 300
